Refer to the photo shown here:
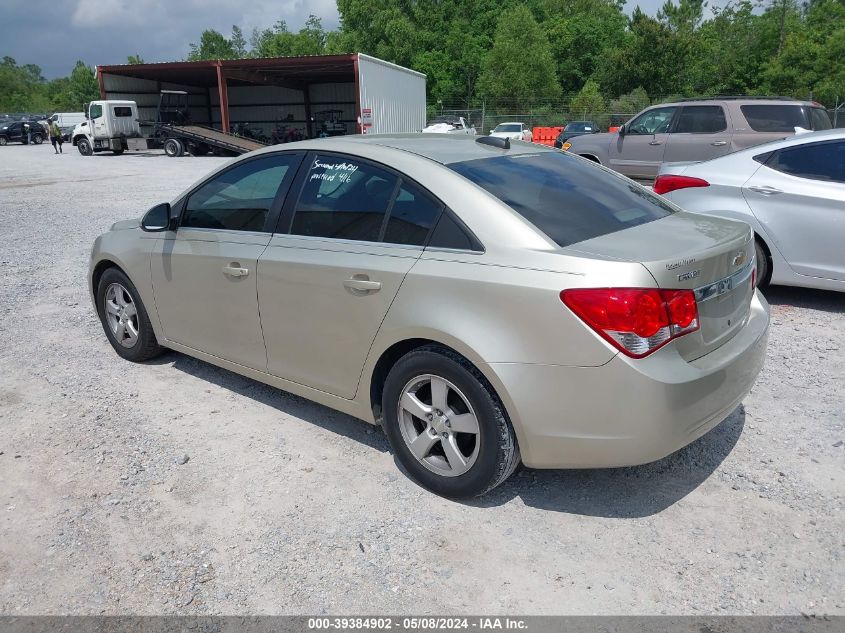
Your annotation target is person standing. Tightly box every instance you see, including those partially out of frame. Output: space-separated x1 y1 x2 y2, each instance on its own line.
49 120 63 153
23 122 31 145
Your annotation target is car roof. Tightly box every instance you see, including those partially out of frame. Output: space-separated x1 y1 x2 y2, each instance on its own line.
292 133 553 165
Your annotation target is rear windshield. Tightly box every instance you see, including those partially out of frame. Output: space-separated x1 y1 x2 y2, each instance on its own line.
449 152 675 248
565 122 593 132
494 124 521 132
740 104 831 132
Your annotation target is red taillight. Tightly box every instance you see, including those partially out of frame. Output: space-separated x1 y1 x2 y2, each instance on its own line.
560 288 700 358
653 175 710 195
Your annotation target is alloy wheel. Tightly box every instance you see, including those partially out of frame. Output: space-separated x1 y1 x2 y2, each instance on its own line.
104 283 139 348
397 374 481 477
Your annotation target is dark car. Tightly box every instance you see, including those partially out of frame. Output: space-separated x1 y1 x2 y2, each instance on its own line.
0 120 45 146
553 121 599 148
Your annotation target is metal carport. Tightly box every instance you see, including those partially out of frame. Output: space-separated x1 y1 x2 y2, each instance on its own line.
96 54 426 138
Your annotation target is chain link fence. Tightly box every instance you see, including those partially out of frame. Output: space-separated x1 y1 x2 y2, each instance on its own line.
430 97 845 133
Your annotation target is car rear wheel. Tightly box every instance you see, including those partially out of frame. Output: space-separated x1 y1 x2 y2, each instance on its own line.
164 138 184 157
96 268 163 362
754 239 771 288
32 134 43 144
0 136 7 146
382 345 520 498
77 138 93 156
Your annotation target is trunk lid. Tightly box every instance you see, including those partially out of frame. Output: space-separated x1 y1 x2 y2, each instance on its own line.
565 211 755 360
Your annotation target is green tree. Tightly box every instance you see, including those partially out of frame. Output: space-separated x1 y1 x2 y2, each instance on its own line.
126 55 145 64
477 4 561 109
253 16 328 57
188 29 237 60
50 61 100 111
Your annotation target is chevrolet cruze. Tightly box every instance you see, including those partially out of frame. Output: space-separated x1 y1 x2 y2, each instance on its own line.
90 134 769 498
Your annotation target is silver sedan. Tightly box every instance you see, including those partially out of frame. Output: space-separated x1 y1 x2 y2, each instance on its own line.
90 135 769 497
655 128 845 292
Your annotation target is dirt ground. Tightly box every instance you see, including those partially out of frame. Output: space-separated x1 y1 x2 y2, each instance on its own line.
0 143 842 615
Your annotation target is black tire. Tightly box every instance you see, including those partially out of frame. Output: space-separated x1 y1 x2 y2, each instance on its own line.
0 136 7 146
164 138 183 157
96 267 163 362
754 238 771 288
77 138 93 156
382 345 520 498
113 148 124 155
32 134 43 144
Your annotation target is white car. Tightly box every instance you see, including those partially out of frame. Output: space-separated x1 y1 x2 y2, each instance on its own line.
655 128 845 293
422 116 476 135
490 122 532 142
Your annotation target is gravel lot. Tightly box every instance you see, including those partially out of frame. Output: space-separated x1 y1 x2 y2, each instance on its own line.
0 143 843 615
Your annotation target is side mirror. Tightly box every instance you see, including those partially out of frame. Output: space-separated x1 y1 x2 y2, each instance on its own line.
141 203 172 232
618 125 626 137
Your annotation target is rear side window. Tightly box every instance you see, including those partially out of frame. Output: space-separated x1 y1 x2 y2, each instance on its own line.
449 152 675 248
810 108 832 131
740 105 808 132
183 154 297 231
674 106 727 133
291 156 398 242
383 182 441 246
113 106 132 117
765 141 845 183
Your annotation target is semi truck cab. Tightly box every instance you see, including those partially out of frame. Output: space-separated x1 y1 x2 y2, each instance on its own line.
72 100 140 156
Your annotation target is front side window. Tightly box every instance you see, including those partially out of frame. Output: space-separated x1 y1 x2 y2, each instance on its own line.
766 141 845 184
449 152 675 248
290 155 398 242
89 104 103 119
627 107 677 135
673 106 727 134
182 154 297 231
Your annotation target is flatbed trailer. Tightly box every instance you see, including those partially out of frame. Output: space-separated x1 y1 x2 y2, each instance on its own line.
127 122 266 157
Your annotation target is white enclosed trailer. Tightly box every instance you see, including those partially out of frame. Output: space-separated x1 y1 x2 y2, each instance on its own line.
96 54 426 143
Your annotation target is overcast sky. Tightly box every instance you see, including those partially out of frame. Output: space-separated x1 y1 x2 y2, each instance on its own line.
3 0 679 79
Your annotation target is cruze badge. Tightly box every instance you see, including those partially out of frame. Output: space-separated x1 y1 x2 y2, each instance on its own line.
732 251 747 267
678 269 701 282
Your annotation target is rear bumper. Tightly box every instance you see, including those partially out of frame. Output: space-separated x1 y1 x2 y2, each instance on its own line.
492 291 770 469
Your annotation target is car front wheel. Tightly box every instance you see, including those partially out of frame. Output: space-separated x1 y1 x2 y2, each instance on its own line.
96 268 163 362
382 346 520 498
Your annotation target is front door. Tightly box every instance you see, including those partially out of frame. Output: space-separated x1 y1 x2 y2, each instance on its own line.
743 139 845 281
258 153 443 399
150 152 303 369
609 106 677 179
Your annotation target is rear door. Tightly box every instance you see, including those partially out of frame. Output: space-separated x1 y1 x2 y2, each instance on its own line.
609 106 677 178
258 153 443 399
150 152 303 369
742 139 845 281
664 105 733 163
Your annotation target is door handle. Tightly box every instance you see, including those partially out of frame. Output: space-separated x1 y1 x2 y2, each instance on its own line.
223 264 249 277
711 140 728 146
343 277 382 293
748 185 783 195
649 140 662 146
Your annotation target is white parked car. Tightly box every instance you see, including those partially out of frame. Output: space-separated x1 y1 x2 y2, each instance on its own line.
422 116 476 135
655 128 845 293
490 122 532 142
